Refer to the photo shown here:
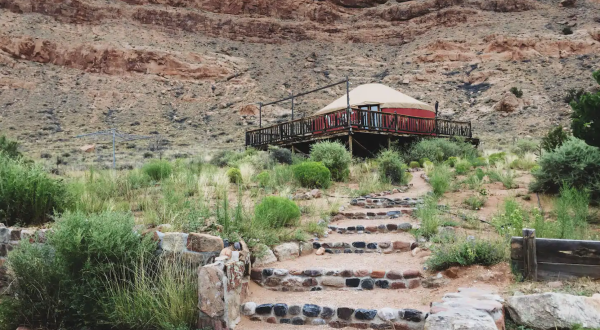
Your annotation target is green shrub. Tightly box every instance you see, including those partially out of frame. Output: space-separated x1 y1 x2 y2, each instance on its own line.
510 158 537 170
475 168 485 180
510 87 523 98
419 157 431 167
269 147 293 165
487 168 516 189
310 141 351 181
541 125 569 152
563 26 573 35
293 162 331 189
377 150 409 185
564 88 585 104
530 137 600 200
454 159 471 175
254 196 301 229
3 211 156 329
445 157 458 167
226 167 242 184
430 164 453 197
409 161 421 168
256 171 270 187
415 197 441 240
464 195 487 210
512 139 538 156
471 157 487 167
488 152 506 165
463 174 483 191
142 160 173 181
0 135 21 159
571 70 600 147
426 238 506 271
0 155 68 226
408 139 477 163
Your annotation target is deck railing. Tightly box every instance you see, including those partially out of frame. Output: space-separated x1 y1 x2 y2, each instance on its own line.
246 109 472 147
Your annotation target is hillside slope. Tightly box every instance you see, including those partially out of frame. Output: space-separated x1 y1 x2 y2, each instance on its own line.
0 0 599 166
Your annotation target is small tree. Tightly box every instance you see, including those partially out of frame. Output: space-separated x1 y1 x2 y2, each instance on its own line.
0 135 21 159
571 70 600 147
541 125 569 152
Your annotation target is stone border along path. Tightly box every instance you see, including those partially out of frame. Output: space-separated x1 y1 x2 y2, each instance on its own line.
241 302 427 329
328 222 413 234
251 268 422 291
241 171 436 329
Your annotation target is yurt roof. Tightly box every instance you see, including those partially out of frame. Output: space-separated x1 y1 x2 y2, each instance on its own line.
315 83 434 115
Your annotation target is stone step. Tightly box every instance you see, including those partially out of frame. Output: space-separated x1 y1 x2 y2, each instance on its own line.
350 196 424 209
251 267 422 291
338 208 416 219
313 237 417 254
328 222 413 234
241 301 427 329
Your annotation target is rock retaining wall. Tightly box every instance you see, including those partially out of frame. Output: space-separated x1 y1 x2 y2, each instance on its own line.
241 302 427 329
339 209 415 219
328 222 412 234
251 267 422 291
313 240 417 254
350 197 423 209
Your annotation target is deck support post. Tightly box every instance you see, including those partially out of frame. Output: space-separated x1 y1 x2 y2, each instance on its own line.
388 137 391 149
291 145 296 154
523 228 538 281
348 134 353 157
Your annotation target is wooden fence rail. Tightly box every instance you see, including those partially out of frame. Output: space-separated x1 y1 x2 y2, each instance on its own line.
511 229 600 281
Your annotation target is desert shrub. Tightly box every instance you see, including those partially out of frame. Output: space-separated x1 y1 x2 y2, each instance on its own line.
377 150 409 185
463 174 483 191
464 195 487 210
512 139 538 156
415 197 441 240
293 161 331 189
471 157 487 167
510 87 523 98
530 137 600 200
0 135 21 159
563 26 573 35
102 256 198 330
3 211 156 329
541 125 569 152
488 152 506 165
487 167 516 189
269 147 293 165
510 154 537 170
419 157 431 166
209 150 234 167
256 171 270 187
571 70 600 147
409 161 420 168
408 138 477 163
475 168 485 180
272 165 296 188
426 238 506 271
226 167 242 184
0 155 68 226
445 156 458 167
142 160 173 181
310 141 351 181
430 164 452 197
254 196 301 229
454 159 471 175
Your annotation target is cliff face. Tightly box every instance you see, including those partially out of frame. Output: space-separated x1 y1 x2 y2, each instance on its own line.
0 0 598 165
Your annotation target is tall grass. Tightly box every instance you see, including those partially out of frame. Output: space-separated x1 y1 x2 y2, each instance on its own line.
426 237 507 271
430 164 453 197
487 164 516 189
415 197 441 239
0 154 69 226
103 256 198 330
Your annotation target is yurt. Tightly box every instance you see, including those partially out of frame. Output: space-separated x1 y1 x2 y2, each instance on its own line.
311 83 436 134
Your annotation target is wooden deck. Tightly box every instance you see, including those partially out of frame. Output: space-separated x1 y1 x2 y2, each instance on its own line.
245 108 474 149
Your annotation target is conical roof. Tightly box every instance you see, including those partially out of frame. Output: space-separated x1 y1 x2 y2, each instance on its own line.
315 83 434 115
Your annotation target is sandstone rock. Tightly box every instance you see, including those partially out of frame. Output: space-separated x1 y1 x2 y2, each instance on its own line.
425 308 498 330
443 267 460 279
161 232 187 252
241 302 257 316
506 293 600 329
377 308 397 321
322 277 346 287
252 246 277 267
239 104 258 116
494 93 520 112
198 264 225 318
422 274 450 288
219 248 232 259
330 0 387 8
316 247 326 255
273 242 299 261
559 0 576 7
187 233 224 253
299 241 314 256
310 189 322 198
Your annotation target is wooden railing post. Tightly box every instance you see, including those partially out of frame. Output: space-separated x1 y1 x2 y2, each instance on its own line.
523 228 538 281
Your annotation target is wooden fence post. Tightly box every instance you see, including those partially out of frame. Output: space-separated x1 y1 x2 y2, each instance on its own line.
523 228 538 281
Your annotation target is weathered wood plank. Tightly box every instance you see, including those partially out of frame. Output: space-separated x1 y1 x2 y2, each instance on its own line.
537 262 600 280
536 238 600 266
523 229 537 281
511 237 523 260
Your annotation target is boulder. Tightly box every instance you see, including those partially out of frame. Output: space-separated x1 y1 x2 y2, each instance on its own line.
559 0 576 7
299 241 314 256
239 104 258 116
422 274 450 288
310 189 322 198
197 264 225 318
161 232 187 252
273 242 300 261
252 246 278 267
0 228 9 244
494 93 520 112
187 233 224 253
506 293 600 330
316 247 326 255
425 308 498 330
